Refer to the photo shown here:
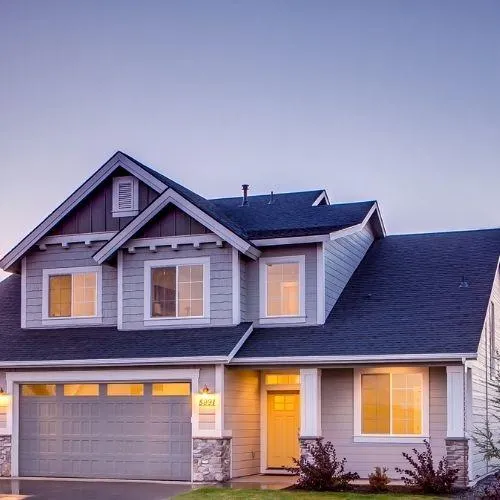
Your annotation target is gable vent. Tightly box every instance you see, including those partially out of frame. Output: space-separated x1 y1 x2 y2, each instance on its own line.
112 176 139 217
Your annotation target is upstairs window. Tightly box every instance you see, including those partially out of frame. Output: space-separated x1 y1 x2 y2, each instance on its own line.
144 257 210 325
42 267 102 323
112 176 139 217
259 255 305 324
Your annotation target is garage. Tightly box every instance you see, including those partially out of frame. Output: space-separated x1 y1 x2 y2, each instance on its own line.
18 382 192 480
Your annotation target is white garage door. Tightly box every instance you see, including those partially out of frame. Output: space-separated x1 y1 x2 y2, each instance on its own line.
19 382 192 480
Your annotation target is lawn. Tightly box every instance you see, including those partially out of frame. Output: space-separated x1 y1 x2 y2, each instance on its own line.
175 487 445 499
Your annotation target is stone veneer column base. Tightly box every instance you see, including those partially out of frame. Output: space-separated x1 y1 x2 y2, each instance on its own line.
299 437 322 464
0 436 11 477
446 438 469 487
193 437 231 482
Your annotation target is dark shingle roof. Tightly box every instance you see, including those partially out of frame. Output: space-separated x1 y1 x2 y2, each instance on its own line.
0 275 251 363
236 228 500 358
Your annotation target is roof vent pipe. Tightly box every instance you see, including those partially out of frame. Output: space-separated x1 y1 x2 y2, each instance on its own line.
241 184 249 206
268 191 274 205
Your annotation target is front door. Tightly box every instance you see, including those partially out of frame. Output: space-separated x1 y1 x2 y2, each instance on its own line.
267 391 300 469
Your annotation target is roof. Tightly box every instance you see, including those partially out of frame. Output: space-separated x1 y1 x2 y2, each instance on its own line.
210 195 376 239
235 228 500 359
0 275 251 364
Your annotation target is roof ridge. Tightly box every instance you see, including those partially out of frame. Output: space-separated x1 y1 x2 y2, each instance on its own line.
387 227 500 238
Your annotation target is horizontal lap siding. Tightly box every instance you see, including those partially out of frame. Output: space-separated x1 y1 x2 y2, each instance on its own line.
25 243 116 328
240 257 247 322
224 369 260 478
469 271 500 480
122 245 233 329
245 244 318 325
321 367 446 479
324 224 375 317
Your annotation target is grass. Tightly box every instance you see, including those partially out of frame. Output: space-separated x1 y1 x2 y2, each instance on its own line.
175 487 446 499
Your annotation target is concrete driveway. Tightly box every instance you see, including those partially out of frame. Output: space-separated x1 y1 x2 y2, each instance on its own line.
0 478 193 500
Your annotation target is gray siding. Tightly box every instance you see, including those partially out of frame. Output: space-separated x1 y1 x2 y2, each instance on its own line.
121 244 233 329
245 244 318 326
321 367 447 478
24 243 117 328
324 224 375 317
224 368 261 478
469 269 500 480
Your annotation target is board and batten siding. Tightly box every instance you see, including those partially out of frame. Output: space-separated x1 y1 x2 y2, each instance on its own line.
321 367 447 478
468 268 500 480
24 243 117 328
121 244 233 329
245 244 318 326
224 368 261 478
324 224 375 317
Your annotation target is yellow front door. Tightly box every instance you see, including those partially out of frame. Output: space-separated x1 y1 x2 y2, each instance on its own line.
267 391 300 469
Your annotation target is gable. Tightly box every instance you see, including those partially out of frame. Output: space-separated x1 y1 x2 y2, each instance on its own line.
135 205 211 239
49 168 159 235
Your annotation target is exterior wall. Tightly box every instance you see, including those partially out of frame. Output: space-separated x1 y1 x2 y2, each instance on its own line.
121 244 233 329
321 367 447 478
49 169 158 235
245 244 318 326
240 256 248 322
468 268 500 481
193 437 231 482
24 243 117 328
324 224 375 317
224 368 261 478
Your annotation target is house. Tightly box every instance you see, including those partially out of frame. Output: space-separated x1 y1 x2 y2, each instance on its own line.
0 151 498 486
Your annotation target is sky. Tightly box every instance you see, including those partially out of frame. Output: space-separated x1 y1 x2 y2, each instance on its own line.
1 0 499 280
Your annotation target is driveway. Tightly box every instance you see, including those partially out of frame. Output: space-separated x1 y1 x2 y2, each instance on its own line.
0 479 193 500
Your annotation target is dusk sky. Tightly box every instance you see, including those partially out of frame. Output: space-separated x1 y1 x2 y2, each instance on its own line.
1 0 499 280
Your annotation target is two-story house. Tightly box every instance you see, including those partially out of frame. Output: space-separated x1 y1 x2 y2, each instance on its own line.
0 151 498 486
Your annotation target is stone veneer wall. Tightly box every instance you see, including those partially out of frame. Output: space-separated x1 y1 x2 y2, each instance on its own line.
193 438 231 482
299 437 320 464
446 438 469 487
0 436 11 477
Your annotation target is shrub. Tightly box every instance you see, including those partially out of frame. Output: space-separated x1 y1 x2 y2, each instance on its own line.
476 472 500 499
288 438 359 491
395 439 458 494
368 466 391 492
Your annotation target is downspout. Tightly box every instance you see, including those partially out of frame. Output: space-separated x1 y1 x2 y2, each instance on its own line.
462 356 468 483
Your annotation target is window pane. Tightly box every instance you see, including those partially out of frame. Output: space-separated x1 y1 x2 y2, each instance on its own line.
177 265 204 317
64 384 99 396
265 373 299 385
107 384 144 396
22 384 56 397
362 374 390 434
72 272 97 317
49 275 71 317
266 263 300 317
153 383 191 396
152 267 176 317
392 373 422 435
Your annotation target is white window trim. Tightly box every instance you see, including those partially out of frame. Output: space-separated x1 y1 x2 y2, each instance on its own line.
353 366 429 444
259 255 306 325
144 256 211 327
42 266 103 326
112 176 139 218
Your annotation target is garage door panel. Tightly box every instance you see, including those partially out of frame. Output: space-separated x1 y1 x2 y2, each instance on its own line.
19 382 192 480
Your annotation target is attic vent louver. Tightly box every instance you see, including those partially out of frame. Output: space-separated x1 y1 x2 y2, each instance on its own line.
112 176 139 218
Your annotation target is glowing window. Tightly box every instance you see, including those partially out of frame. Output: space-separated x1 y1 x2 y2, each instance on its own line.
49 271 97 318
266 263 299 317
153 383 191 396
63 384 99 397
265 374 300 385
107 384 144 396
361 372 423 435
22 384 56 397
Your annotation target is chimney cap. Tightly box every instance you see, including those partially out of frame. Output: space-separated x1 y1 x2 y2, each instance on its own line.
241 184 249 206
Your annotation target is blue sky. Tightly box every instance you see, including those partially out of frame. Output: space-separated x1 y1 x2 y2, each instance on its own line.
1 0 499 279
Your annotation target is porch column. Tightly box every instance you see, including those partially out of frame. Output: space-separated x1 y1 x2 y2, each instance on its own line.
300 368 322 438
446 365 468 487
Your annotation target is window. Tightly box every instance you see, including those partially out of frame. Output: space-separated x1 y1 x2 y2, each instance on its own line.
153 382 191 396
107 383 144 396
112 176 139 217
21 384 56 397
43 267 102 323
64 384 99 396
490 302 496 377
355 368 428 441
265 374 300 385
259 255 305 324
144 258 210 325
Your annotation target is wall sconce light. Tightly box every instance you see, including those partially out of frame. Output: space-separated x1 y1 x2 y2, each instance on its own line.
201 384 210 395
